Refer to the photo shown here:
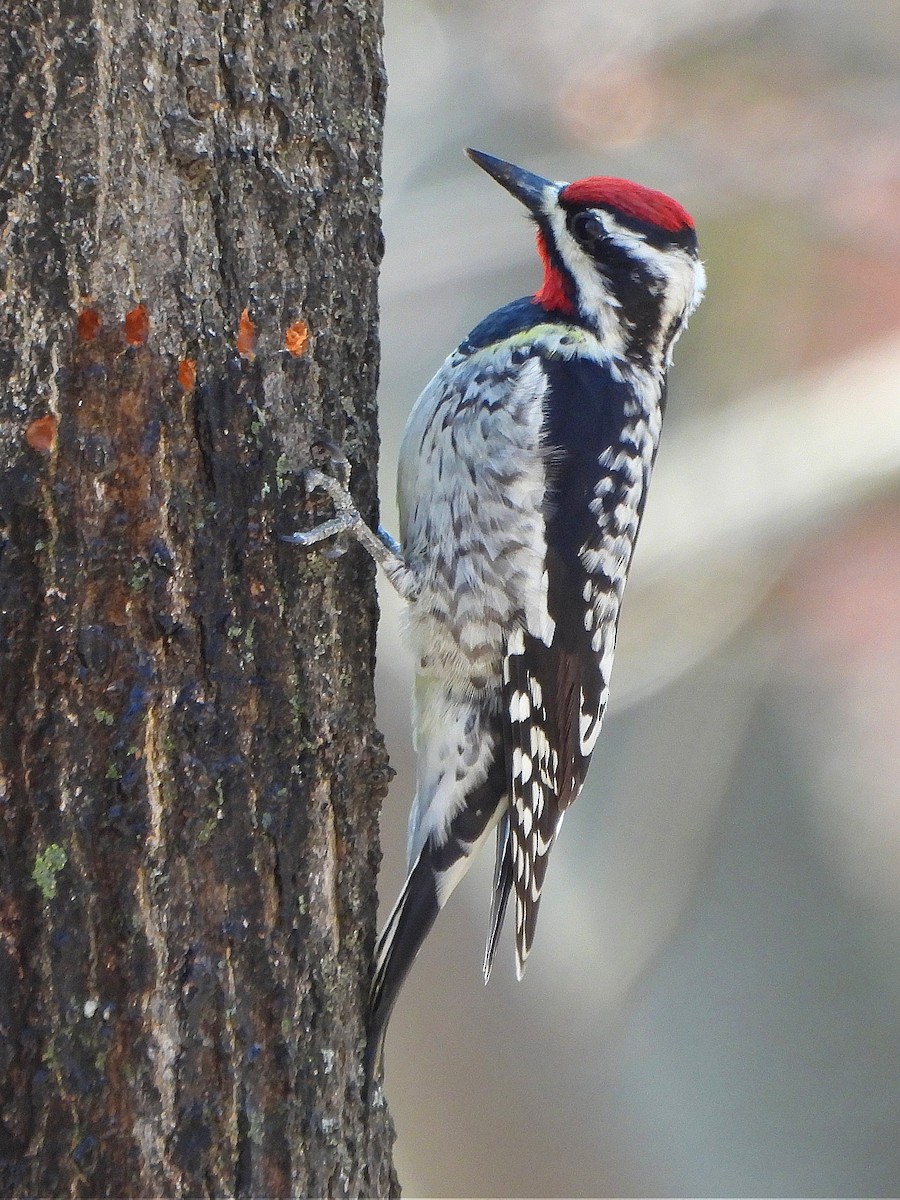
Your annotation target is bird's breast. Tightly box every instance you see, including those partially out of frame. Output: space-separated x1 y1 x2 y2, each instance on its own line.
398 347 552 696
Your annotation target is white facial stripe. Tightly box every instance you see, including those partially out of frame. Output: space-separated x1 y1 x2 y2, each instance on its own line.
543 182 566 209
542 201 627 354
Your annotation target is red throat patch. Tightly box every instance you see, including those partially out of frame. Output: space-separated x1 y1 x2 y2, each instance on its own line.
560 176 694 232
534 229 576 315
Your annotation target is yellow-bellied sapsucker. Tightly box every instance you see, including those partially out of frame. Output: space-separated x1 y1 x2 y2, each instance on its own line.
285 150 705 1081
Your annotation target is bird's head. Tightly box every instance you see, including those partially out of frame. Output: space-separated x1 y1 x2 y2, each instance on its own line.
466 148 706 373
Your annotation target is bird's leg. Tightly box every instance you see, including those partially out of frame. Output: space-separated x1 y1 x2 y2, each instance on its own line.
281 457 421 602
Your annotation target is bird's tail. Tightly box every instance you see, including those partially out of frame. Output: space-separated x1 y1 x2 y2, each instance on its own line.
365 714 508 1096
366 822 500 1094
483 811 513 983
365 845 442 1094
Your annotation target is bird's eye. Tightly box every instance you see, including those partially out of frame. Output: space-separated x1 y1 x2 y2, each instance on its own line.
570 211 607 250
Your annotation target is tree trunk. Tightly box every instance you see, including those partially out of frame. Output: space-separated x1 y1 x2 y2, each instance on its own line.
0 0 397 1195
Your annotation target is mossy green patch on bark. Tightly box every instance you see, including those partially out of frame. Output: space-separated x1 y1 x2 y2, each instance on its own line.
32 843 68 900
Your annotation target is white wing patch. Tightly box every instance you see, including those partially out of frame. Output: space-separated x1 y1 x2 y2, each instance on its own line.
504 640 563 979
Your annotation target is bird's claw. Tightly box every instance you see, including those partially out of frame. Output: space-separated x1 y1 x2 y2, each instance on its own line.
309 439 352 489
280 461 360 550
302 468 342 500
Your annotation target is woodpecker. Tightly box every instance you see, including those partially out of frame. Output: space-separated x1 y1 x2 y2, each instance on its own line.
284 149 705 1081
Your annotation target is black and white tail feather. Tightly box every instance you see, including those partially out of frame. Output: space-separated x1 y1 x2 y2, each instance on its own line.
284 148 705 1091
366 716 508 1085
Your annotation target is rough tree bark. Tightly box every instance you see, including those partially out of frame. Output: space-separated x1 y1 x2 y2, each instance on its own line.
0 0 398 1195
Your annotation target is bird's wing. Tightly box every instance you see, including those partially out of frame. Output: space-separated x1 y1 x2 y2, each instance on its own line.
500 354 660 976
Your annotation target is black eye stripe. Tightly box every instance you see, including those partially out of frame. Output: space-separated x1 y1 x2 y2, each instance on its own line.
565 205 698 254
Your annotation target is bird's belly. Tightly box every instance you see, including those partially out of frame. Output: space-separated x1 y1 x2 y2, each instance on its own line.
407 532 545 698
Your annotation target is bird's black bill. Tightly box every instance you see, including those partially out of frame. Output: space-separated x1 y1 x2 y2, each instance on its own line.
465 148 555 217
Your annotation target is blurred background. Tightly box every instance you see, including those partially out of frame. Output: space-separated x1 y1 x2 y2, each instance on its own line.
371 1 900 1194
